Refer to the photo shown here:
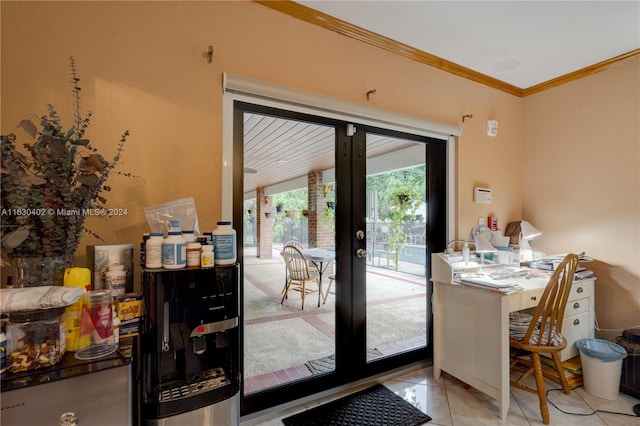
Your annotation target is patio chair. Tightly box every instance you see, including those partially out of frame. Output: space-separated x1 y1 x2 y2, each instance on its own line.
284 240 304 250
322 274 335 304
281 244 319 310
508 252 579 425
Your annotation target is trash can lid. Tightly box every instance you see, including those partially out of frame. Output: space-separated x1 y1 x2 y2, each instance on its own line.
575 338 628 362
622 328 640 344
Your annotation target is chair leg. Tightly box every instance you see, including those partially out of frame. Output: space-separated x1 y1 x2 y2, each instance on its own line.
531 352 550 425
551 352 571 394
280 280 291 305
300 280 305 310
322 277 333 304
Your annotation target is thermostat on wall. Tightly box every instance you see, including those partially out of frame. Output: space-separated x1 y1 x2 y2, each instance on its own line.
473 187 492 204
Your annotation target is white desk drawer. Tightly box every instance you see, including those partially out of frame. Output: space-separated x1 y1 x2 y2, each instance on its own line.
561 311 590 360
565 297 589 316
569 281 593 301
508 289 545 312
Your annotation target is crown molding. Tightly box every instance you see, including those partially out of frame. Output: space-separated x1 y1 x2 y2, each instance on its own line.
255 0 522 97
256 1 639 98
522 49 640 96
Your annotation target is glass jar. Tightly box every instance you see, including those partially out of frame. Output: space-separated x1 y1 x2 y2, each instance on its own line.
6 307 66 372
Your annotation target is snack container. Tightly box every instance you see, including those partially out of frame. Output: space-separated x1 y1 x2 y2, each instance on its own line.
6 307 66 372
117 293 144 338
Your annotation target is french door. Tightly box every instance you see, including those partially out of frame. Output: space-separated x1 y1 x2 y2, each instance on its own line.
235 101 446 416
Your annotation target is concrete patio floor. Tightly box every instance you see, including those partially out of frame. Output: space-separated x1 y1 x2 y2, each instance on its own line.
242 245 428 393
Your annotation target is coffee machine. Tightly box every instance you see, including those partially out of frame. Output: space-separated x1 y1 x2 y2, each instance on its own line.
140 264 240 425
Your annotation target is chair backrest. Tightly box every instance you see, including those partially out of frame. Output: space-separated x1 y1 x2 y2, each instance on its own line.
284 240 304 251
521 253 579 346
282 244 311 281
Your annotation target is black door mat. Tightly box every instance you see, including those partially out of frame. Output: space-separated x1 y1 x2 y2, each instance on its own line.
305 349 383 375
282 384 431 426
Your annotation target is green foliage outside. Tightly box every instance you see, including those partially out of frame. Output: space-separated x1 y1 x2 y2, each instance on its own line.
245 165 425 260
367 166 425 268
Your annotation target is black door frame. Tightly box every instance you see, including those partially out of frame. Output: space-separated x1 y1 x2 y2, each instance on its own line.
234 101 446 416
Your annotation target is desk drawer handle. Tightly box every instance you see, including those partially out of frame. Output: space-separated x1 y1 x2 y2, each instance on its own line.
573 302 580 309
577 287 584 293
573 319 580 326
530 296 537 301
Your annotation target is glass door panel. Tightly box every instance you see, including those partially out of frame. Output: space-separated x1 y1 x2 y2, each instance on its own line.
364 134 428 362
241 110 336 395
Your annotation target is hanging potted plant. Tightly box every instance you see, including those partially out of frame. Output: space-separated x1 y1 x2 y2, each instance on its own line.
275 202 284 213
1 57 135 286
387 187 421 269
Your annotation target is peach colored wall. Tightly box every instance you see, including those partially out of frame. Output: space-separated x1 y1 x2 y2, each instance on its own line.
1 0 523 285
523 61 640 338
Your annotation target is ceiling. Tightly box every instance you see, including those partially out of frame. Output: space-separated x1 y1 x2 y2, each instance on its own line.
244 1 639 198
243 113 417 196
295 1 640 89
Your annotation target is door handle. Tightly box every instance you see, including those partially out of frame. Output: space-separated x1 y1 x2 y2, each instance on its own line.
355 230 365 240
356 249 367 259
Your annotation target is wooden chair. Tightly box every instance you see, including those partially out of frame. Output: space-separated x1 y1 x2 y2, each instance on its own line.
322 274 335 304
284 240 304 251
509 252 579 425
281 244 319 310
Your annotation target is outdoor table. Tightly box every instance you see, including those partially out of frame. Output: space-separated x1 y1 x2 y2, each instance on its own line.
281 247 335 307
301 248 336 304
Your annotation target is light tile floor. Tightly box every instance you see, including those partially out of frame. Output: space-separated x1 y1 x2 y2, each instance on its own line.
241 365 640 426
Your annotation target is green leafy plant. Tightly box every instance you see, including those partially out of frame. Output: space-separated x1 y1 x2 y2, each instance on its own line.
387 186 421 269
1 57 134 258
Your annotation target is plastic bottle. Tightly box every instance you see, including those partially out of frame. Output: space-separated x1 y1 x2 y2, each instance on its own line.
62 267 91 352
182 230 197 243
105 264 127 296
163 230 186 269
462 241 470 263
201 245 214 268
213 221 236 265
140 233 150 267
186 242 202 267
112 302 120 345
145 232 164 269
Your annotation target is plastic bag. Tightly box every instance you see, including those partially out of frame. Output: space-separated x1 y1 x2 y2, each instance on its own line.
575 338 628 362
0 286 85 312
144 197 200 235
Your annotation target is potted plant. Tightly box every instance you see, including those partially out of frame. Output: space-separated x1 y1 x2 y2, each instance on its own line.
387 187 421 269
1 57 134 286
275 202 284 213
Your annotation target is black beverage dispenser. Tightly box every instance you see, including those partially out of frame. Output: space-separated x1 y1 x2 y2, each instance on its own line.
140 264 240 425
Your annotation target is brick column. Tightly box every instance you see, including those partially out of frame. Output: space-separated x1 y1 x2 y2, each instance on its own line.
256 187 273 258
307 171 335 249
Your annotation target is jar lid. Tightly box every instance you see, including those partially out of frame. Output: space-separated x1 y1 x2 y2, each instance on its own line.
10 307 65 322
150 232 164 237
217 221 232 226
187 242 201 248
202 245 213 251
108 264 125 271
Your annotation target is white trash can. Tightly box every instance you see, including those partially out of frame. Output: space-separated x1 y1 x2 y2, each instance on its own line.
576 338 628 400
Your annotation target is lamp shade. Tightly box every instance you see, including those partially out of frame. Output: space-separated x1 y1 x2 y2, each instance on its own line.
474 230 496 253
520 220 542 240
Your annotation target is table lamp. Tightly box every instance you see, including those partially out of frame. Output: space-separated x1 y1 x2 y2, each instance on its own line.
519 220 541 250
471 224 496 264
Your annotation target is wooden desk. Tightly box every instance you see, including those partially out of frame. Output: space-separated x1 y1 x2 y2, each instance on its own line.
431 253 595 420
